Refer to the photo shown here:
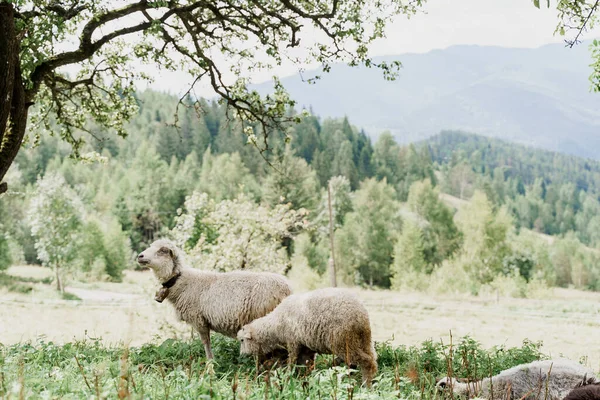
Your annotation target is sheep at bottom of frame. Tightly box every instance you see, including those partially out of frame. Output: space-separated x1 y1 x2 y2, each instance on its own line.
436 358 598 400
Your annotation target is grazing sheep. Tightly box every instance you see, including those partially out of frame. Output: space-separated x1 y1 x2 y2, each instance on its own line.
564 377 600 400
436 359 598 400
137 239 292 360
237 287 378 386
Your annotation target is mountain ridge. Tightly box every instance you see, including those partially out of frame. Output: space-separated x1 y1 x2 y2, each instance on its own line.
253 41 600 160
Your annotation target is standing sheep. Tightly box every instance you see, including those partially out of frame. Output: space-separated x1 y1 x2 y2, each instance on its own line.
436 359 598 400
137 239 292 360
237 287 378 386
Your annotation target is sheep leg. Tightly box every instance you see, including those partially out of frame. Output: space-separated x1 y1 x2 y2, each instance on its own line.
297 347 316 368
286 343 300 366
198 328 214 360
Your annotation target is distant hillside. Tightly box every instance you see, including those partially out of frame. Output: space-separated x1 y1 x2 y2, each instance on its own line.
254 42 600 160
422 131 600 246
424 130 600 194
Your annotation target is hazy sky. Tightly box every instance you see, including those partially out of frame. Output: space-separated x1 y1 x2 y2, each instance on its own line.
144 0 600 96
369 0 569 55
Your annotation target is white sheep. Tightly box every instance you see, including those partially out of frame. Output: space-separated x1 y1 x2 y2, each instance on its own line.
137 239 292 360
237 287 378 386
436 358 598 400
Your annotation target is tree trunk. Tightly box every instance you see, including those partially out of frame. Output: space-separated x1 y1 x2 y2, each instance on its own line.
327 181 337 287
55 264 63 293
0 3 29 195
0 4 16 149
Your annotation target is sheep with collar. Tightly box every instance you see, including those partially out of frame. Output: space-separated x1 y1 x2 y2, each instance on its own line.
137 239 292 360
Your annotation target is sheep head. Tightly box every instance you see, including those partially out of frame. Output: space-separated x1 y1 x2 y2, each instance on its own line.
436 377 470 398
237 326 260 355
137 239 182 283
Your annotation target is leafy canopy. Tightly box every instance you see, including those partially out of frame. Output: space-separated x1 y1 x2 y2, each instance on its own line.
10 0 425 155
534 0 600 92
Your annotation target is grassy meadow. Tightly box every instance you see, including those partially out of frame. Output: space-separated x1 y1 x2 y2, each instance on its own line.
1 266 599 399
4 1 600 398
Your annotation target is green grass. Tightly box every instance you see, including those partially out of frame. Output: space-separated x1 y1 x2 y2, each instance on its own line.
0 272 54 294
0 272 36 293
61 292 82 301
0 335 546 399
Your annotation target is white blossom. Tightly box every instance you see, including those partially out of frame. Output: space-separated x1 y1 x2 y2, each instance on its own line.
27 173 84 270
171 192 308 273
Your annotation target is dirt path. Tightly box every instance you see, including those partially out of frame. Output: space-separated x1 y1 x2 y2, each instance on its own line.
64 287 144 303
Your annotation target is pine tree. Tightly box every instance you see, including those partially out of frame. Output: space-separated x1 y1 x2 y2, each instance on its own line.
262 146 320 212
312 149 332 187
332 140 359 190
373 132 401 187
291 116 320 163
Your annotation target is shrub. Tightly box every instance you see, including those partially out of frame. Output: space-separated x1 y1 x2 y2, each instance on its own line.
0 273 33 293
0 232 11 271
427 258 476 295
287 252 324 292
77 215 131 282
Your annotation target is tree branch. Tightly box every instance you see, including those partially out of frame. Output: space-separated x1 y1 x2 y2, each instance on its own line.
27 1 161 101
27 19 154 101
79 0 151 48
567 0 600 47
25 0 218 102
46 3 89 20
279 0 339 19
16 3 88 21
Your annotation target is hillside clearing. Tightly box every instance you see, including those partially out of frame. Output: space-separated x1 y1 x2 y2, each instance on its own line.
2 266 599 371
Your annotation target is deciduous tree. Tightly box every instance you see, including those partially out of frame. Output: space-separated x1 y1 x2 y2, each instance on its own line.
27 172 83 291
0 0 424 194
171 191 308 273
336 178 400 287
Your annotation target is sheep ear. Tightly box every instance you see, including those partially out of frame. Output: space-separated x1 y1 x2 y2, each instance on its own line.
243 330 252 340
159 246 175 259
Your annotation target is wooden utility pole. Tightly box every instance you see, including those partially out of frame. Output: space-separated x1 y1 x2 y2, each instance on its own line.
327 181 337 287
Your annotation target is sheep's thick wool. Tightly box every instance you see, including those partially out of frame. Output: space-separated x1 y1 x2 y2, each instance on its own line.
238 287 378 386
436 359 598 400
138 239 292 360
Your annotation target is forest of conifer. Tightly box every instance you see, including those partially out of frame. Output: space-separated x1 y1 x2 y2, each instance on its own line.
2 90 600 294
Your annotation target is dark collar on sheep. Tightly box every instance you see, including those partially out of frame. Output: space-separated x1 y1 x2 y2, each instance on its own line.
162 272 181 289
154 272 182 303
